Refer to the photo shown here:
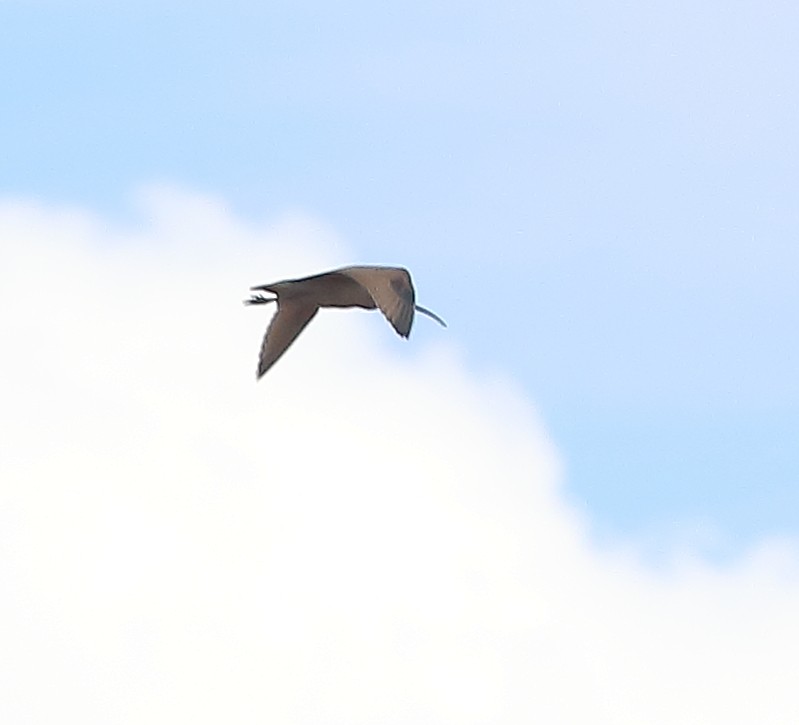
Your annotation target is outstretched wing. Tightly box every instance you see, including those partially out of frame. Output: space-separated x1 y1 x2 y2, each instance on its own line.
257 300 318 378
339 266 416 337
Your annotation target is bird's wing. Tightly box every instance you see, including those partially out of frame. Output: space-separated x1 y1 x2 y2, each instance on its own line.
339 266 416 338
257 300 319 378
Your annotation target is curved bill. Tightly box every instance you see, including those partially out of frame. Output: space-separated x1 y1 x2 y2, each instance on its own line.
415 305 447 328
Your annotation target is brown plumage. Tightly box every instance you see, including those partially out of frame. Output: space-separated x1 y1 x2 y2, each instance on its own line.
245 265 446 378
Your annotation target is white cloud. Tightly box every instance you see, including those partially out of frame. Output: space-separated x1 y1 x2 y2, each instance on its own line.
0 187 797 724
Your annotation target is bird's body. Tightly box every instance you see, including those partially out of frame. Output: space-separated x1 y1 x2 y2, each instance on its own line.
245 265 446 378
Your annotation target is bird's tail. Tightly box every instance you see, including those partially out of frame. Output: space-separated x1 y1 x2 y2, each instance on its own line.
243 294 276 306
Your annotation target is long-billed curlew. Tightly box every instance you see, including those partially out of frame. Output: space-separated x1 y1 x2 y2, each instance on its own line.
245 265 446 378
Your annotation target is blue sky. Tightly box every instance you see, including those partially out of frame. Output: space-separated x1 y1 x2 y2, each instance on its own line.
6 0 794 554
2 2 799 719
4 0 799 548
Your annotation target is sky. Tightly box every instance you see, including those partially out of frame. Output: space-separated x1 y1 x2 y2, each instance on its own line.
1 1 798 721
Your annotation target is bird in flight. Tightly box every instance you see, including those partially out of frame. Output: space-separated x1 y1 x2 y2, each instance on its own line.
245 265 446 378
